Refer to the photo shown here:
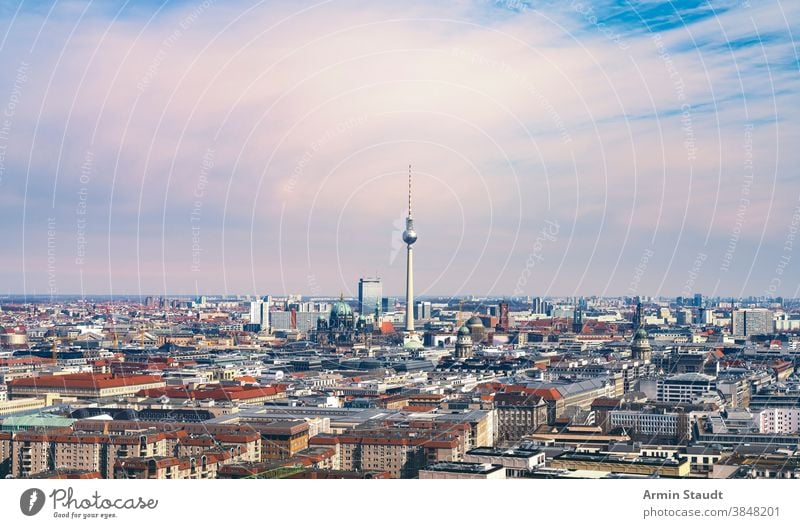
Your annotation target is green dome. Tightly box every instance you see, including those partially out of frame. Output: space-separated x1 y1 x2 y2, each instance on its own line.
403 337 425 350
634 328 648 340
331 300 353 317
466 316 484 328
458 325 471 335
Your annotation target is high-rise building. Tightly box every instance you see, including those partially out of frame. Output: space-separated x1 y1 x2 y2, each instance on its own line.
732 309 773 336
270 311 324 333
381 297 397 312
532 297 544 314
402 166 423 350
531 297 552 316
676 308 693 326
698 307 714 325
249 297 271 330
414 301 432 320
693 293 703 307
358 278 382 316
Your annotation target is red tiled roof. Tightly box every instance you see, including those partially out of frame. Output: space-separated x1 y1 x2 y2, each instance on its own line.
136 384 284 401
591 397 621 408
8 373 163 390
0 357 55 366
215 433 259 443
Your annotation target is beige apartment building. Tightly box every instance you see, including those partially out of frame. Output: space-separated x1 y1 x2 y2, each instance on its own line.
8 373 165 400
311 428 465 478
9 430 169 478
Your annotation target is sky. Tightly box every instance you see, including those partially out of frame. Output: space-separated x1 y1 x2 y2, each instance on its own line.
0 0 797 299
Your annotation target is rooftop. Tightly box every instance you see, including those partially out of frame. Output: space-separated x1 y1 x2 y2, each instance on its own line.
422 461 503 475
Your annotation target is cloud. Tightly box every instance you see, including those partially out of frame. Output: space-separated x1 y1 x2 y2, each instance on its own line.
0 0 797 297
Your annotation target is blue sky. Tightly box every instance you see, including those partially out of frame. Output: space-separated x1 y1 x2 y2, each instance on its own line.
0 0 797 298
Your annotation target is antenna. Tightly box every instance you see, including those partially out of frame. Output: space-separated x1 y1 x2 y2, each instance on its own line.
408 164 412 216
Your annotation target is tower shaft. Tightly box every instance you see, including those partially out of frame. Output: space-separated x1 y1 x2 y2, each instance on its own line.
406 245 414 332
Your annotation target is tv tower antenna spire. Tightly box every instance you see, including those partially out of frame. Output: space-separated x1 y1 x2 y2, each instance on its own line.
408 164 412 216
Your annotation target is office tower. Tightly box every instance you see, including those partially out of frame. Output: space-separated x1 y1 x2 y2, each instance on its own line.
358 277 382 316
414 301 432 320
381 297 397 312
249 298 270 330
532 297 544 314
693 293 703 307
732 309 773 336
676 308 693 326
270 311 322 333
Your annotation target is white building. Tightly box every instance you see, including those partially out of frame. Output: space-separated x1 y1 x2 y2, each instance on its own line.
759 408 800 434
732 308 773 336
657 373 716 403
249 297 271 330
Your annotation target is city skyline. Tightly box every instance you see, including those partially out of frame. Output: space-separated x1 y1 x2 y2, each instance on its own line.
0 0 798 298
4 0 800 498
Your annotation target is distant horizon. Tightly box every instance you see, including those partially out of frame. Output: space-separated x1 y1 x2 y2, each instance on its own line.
0 292 795 302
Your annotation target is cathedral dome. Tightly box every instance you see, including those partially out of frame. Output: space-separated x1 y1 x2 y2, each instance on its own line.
466 316 484 328
330 300 353 318
329 299 355 330
457 325 471 336
633 328 649 340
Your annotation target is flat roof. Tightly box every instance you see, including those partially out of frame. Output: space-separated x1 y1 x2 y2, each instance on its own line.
466 447 543 458
422 462 503 475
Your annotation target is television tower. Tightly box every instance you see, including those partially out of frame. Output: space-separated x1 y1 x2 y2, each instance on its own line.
403 165 423 349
